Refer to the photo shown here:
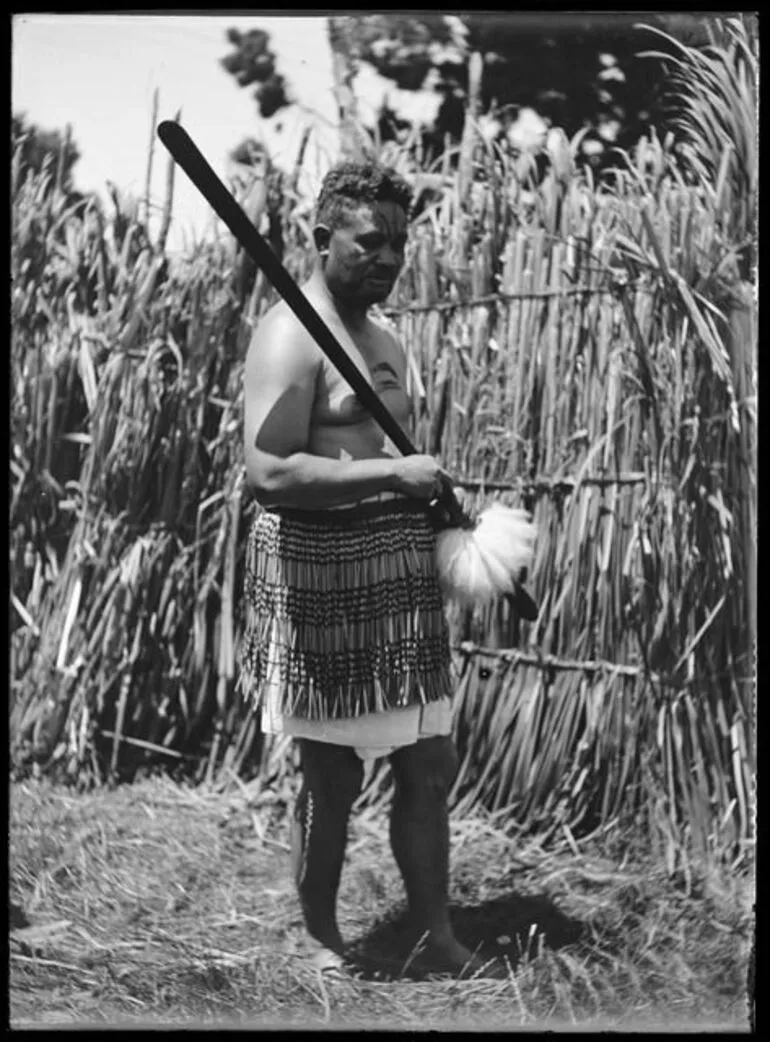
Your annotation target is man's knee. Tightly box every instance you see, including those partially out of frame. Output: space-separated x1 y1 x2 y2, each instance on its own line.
390 735 459 800
298 739 364 805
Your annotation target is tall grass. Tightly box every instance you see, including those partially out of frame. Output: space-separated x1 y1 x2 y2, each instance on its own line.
10 22 755 874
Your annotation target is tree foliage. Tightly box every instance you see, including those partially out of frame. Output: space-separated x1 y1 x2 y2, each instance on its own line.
346 14 722 164
220 27 291 119
218 15 742 173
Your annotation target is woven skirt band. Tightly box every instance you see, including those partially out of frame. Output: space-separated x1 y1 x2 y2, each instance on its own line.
238 498 453 722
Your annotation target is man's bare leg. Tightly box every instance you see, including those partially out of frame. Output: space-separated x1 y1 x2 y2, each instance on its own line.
388 735 475 972
292 738 364 956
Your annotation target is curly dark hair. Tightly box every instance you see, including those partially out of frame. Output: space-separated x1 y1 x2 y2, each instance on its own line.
315 161 413 229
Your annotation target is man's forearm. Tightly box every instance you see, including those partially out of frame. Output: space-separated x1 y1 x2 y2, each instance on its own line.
248 451 405 509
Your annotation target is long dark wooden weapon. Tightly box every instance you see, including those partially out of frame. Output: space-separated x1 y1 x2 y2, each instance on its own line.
157 120 537 619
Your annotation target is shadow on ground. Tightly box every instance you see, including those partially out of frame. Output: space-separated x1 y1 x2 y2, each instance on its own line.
348 891 586 981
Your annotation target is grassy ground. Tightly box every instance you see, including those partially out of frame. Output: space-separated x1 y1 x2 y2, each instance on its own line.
9 773 754 1031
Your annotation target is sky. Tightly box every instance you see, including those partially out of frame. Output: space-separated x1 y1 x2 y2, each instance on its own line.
11 14 390 252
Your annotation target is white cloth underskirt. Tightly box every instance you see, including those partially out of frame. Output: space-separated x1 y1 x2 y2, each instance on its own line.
261 692 453 761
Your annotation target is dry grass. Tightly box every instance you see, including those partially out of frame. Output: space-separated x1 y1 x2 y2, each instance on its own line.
9 776 754 1031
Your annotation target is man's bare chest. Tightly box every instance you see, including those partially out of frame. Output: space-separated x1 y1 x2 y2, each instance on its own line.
312 323 407 426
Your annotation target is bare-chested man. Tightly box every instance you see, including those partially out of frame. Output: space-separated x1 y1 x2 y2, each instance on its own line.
239 162 477 976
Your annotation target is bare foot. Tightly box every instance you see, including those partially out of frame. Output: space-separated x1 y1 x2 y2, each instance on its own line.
308 946 354 978
415 935 495 978
304 917 346 956
292 927 356 978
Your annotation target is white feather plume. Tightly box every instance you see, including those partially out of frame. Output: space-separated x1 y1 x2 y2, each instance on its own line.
435 504 537 607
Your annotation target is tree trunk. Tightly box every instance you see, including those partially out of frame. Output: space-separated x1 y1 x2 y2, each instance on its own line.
327 17 369 163
457 51 483 207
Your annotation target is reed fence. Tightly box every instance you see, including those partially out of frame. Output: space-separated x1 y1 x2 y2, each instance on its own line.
10 99 755 871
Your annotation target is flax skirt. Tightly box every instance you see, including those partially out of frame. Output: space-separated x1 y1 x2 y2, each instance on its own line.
238 497 454 724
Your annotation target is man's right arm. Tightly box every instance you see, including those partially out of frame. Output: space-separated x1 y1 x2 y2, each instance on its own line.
243 310 447 509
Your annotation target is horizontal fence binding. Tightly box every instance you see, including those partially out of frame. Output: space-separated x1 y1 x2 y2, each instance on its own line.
380 284 624 316
455 641 658 679
454 472 649 494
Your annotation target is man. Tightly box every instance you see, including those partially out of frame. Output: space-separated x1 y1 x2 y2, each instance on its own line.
239 161 477 976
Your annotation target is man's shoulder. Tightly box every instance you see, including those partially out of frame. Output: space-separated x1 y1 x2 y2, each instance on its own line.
257 297 304 333
368 306 398 334
368 308 403 352
251 298 321 358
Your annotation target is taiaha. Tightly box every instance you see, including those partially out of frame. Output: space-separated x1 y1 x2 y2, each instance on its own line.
157 121 539 619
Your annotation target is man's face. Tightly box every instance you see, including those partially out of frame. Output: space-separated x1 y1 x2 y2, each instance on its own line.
317 200 408 305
